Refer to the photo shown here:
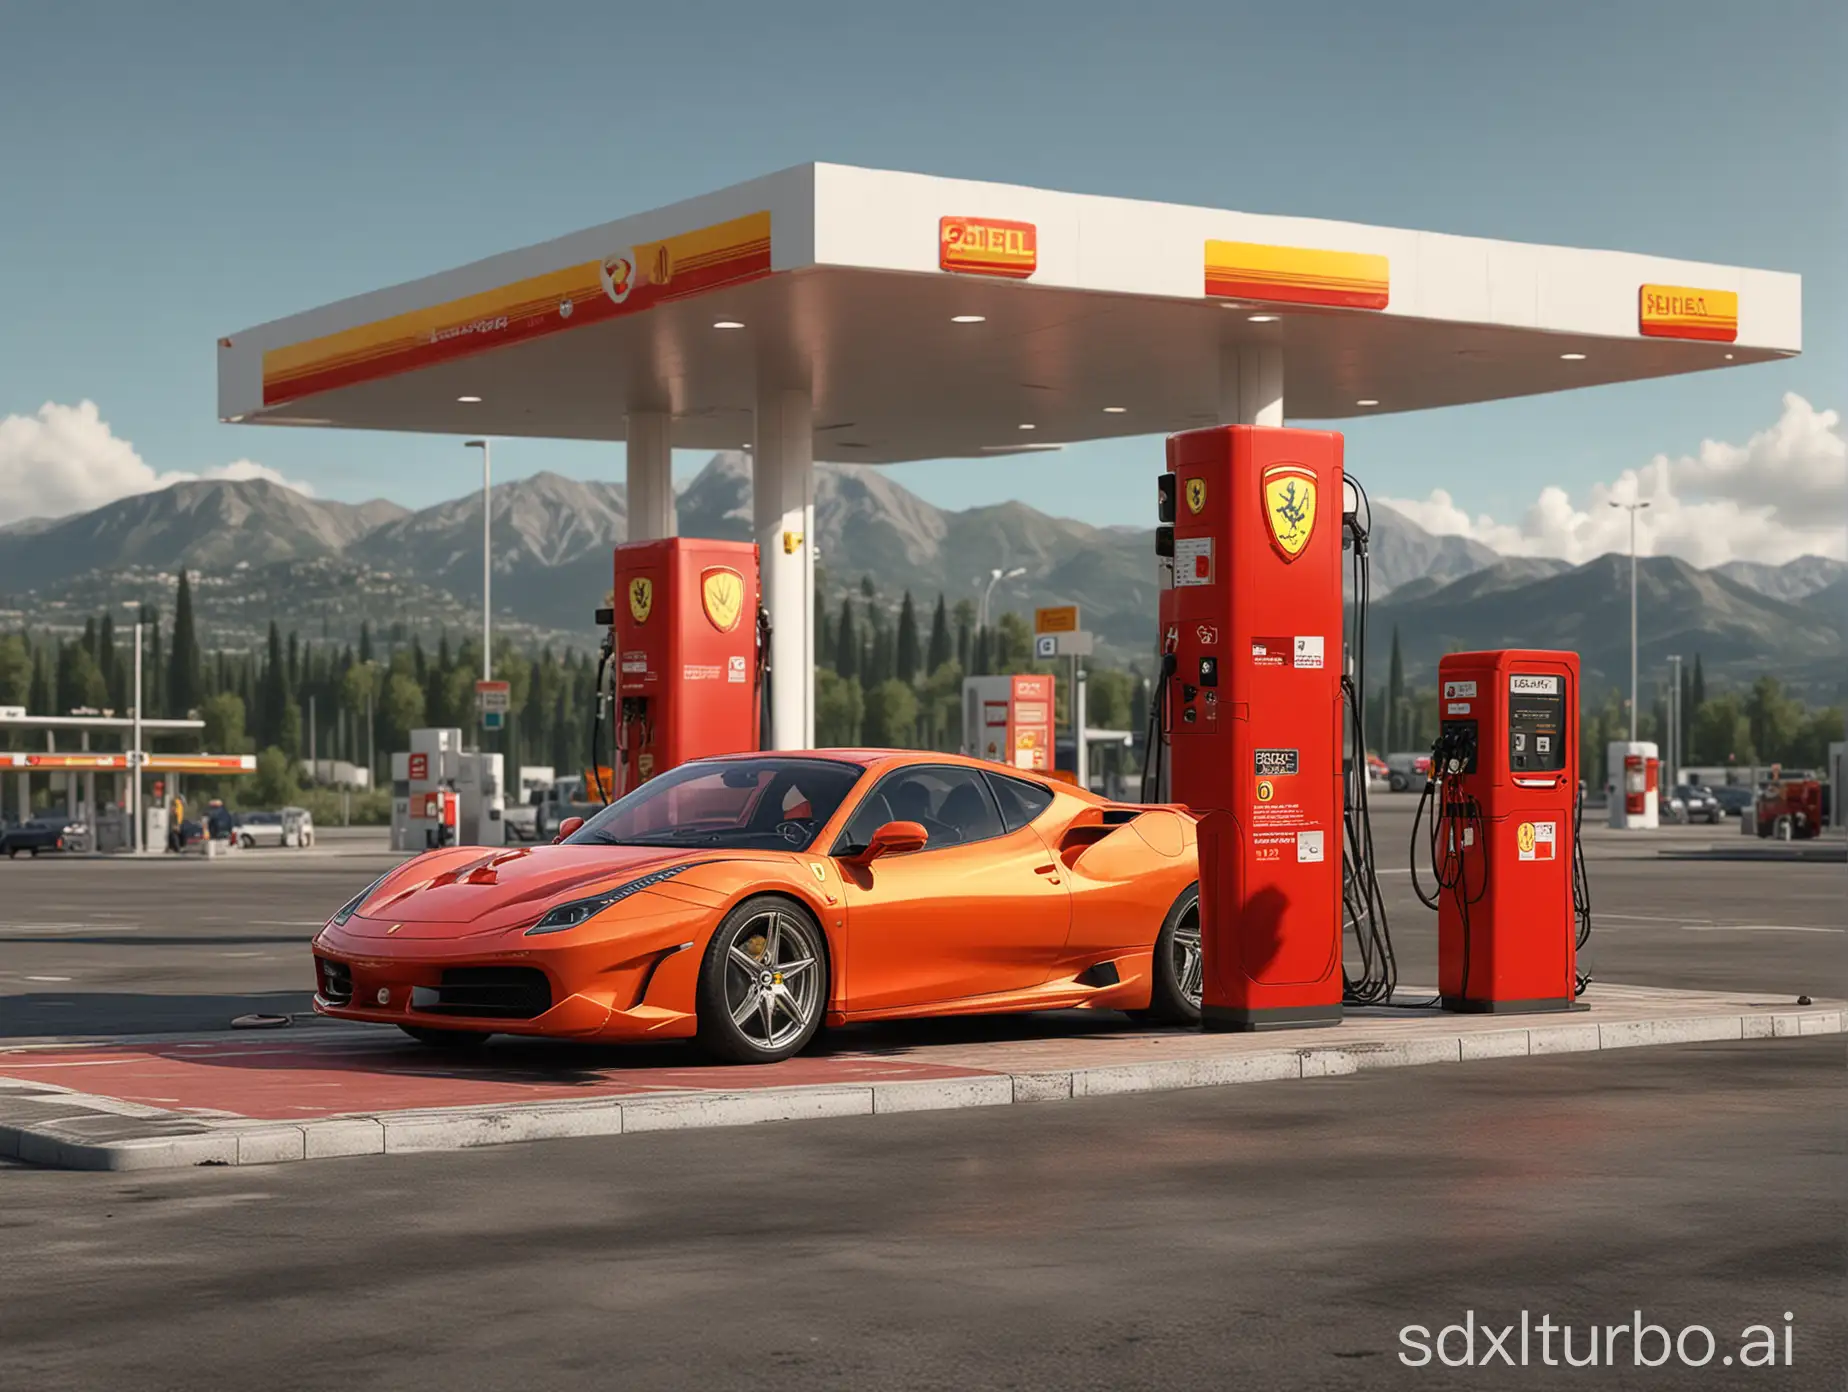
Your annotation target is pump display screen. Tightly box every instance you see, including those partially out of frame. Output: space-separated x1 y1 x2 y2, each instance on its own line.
1508 674 1566 773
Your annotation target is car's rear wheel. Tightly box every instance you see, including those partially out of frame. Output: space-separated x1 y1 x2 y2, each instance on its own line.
1129 884 1202 1026
696 895 828 1064
238 833 255 849
398 1025 492 1049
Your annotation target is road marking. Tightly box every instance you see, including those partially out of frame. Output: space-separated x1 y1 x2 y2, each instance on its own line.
1599 913 1714 924
1680 925 1843 934
251 920 327 927
25 976 73 982
0 925 139 936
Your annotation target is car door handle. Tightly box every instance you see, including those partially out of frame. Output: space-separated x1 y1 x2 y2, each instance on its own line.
1034 863 1061 883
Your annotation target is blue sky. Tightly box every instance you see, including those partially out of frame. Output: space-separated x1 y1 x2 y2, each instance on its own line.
0 0 1841 559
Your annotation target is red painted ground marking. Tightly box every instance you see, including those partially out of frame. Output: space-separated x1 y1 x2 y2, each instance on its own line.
0 1035 991 1121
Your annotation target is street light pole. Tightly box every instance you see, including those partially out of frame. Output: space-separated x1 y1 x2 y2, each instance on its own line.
978 565 1026 632
1610 499 1650 741
466 440 492 683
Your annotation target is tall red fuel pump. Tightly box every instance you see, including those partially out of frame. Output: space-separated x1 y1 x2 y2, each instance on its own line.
1417 650 1583 1013
604 538 764 797
1163 425 1345 1031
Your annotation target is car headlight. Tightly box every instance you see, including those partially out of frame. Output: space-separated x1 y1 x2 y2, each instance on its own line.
525 862 709 936
329 872 392 927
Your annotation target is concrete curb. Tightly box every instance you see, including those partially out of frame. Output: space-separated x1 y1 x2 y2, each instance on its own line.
2 1003 1839 1172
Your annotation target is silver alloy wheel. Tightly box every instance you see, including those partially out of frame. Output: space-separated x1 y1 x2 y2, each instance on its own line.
1173 902 1203 1009
722 908 824 1052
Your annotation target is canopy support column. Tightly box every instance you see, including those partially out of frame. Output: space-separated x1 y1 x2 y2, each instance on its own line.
625 411 676 541
1219 344 1285 425
753 387 815 749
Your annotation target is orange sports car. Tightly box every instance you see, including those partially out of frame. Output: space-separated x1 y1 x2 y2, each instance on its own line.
312 750 1201 1062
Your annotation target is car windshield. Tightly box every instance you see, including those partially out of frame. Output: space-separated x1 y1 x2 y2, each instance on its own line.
565 757 865 852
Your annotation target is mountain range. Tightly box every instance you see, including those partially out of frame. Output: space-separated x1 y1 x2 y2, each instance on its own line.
0 457 1841 700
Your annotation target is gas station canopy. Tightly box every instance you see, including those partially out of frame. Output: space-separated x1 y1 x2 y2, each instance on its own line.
218 162 1800 456
216 163 1801 751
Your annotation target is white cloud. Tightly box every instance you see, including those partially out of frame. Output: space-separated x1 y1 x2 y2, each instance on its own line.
0 400 312 528
1380 394 1847 567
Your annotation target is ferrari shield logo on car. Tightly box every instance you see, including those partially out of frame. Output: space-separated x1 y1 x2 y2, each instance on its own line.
1185 477 1208 514
1262 463 1317 561
701 566 745 633
628 577 653 624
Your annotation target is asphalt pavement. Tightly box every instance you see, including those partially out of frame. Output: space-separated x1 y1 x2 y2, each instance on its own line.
1 1034 1840 1390
0 804 1836 1039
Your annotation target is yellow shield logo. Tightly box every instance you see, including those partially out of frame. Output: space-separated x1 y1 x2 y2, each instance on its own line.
701 566 745 633
1185 477 1208 514
1517 822 1537 855
1262 464 1317 560
628 577 653 624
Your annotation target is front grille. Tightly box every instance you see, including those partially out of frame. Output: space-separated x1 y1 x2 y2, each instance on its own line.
411 967 552 1020
316 957 353 1006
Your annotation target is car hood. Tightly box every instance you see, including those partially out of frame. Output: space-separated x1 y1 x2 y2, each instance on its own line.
341 844 731 937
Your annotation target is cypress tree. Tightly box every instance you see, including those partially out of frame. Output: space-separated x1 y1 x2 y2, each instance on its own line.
1386 626 1405 751
170 570 202 717
260 621 288 746
28 646 52 715
358 620 374 666
926 594 951 674
896 592 921 685
834 598 858 682
814 583 833 669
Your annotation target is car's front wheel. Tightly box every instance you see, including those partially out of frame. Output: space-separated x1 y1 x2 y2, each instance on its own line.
696 895 829 1064
398 1025 492 1049
1128 884 1202 1026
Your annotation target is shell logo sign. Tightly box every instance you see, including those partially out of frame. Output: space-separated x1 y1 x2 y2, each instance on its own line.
939 217 1037 279
1204 240 1389 310
1639 284 1738 343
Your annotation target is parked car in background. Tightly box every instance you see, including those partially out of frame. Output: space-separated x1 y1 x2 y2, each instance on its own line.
1672 785 1722 824
231 807 316 848
1708 786 1757 819
1384 752 1432 793
2 812 85 858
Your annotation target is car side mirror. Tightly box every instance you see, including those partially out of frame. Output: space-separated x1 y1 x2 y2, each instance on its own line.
843 820 928 866
553 816 585 844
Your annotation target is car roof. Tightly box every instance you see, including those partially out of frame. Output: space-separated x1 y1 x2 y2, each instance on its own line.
683 748 1092 796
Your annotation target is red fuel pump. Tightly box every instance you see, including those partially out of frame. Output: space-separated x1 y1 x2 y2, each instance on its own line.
1162 425 1345 1031
600 538 765 798
1415 650 1586 1013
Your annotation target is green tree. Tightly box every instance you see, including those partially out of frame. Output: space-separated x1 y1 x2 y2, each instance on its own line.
834 598 858 682
279 699 303 761
1386 626 1405 751
29 647 52 715
814 669 863 746
926 594 951 675
55 640 108 713
0 634 30 709
201 691 251 754
1691 694 1753 766
896 591 921 685
1086 667 1134 731
382 672 426 751
1744 675 1804 761
169 569 203 718
953 598 975 671
258 622 288 745
995 612 1033 669
250 745 300 807
862 678 919 747
358 620 374 666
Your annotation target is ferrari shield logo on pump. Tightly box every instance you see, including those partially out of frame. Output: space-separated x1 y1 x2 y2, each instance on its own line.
1262 463 1317 560
1185 477 1208 514
628 577 653 623
700 566 745 633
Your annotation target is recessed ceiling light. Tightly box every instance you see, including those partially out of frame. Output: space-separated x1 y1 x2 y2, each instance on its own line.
1559 352 1587 361
1218 301 1246 310
951 314 986 324
980 442 1064 452
1018 423 1036 430
1356 399 1379 407
1248 314 1279 323
713 320 745 330
1724 352 1735 360
1103 406 1127 414
457 395 483 403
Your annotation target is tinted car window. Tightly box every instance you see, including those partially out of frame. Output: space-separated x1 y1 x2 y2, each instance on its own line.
837 766 1005 853
985 772 1055 833
568 757 863 852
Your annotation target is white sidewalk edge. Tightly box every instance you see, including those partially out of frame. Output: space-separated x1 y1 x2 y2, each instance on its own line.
2 1006 1839 1172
